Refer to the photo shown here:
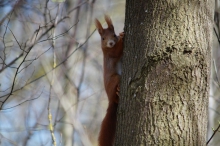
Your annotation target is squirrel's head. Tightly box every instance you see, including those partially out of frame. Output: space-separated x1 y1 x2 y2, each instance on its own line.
95 15 118 49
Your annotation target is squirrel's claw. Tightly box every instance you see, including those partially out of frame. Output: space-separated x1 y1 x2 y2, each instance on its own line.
116 85 120 96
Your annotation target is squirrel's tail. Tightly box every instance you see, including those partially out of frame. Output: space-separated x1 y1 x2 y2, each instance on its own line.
98 102 118 146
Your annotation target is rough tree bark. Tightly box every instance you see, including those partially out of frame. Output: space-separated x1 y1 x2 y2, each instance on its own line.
115 1 214 146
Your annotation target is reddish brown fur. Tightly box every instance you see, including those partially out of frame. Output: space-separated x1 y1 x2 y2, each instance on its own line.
95 15 124 146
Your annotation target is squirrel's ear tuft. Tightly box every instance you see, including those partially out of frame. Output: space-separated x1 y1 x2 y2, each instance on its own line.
104 15 114 31
95 19 103 35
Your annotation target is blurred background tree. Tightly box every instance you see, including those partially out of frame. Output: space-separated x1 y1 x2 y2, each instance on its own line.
0 0 124 146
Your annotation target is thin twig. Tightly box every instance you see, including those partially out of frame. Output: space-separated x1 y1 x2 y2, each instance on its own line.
0 45 33 110
0 90 43 111
207 122 220 145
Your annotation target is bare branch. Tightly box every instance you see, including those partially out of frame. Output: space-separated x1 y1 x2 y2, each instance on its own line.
0 90 43 111
0 29 96 100
207 123 220 145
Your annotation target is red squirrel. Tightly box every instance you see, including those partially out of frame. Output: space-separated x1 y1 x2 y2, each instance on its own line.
95 15 124 146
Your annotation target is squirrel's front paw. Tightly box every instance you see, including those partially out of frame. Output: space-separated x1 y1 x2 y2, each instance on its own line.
119 32 124 38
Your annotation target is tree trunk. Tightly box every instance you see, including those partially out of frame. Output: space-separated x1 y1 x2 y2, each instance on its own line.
115 1 214 146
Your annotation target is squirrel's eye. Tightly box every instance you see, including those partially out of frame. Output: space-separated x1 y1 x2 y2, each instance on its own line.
102 38 105 40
